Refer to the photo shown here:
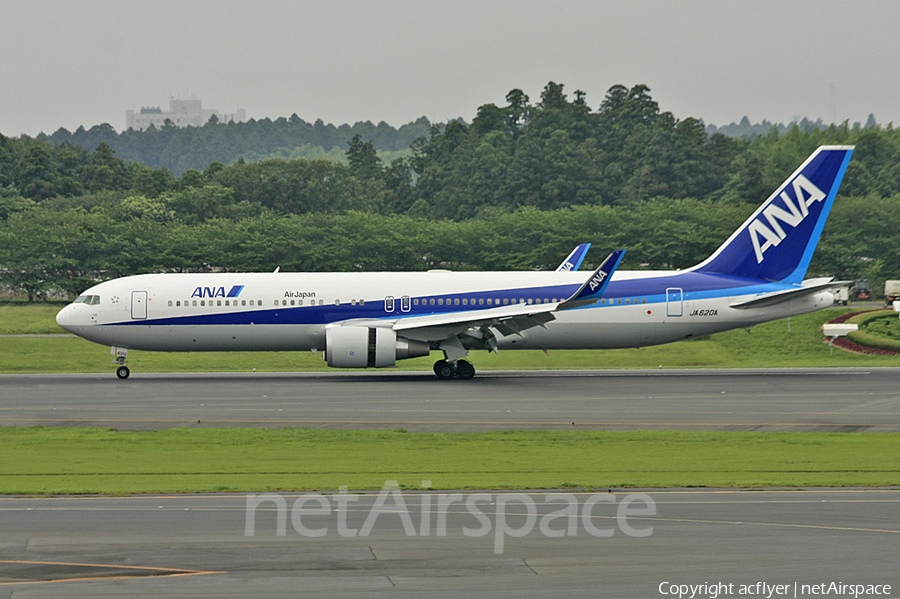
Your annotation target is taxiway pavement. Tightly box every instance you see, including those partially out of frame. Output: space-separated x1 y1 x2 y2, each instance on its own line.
1 490 898 598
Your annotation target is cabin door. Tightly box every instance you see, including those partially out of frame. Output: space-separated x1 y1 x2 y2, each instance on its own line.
132 291 148 319
666 288 683 317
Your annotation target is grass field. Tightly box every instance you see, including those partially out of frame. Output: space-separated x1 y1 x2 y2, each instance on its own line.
0 302 68 335
1 303 898 373
2 303 897 496
1 427 897 494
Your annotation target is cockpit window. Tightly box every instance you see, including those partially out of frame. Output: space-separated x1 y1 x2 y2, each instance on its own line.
74 295 88 304
74 295 100 305
90 296 100 305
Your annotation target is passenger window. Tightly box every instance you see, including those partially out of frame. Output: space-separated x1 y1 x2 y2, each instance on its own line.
462 298 468 306
625 298 631 305
413 298 419 306
176 301 181 307
168 300 173 307
359 299 364 306
454 298 460 306
249 300 254 306
217 300 222 307
193 300 198 307
429 298 435 306
291 300 295 306
299 300 303 306
438 298 443 306
335 299 341 306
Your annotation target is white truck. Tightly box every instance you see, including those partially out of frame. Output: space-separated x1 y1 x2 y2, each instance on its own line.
884 280 900 307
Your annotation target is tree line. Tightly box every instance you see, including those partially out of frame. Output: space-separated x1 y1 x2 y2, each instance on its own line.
3 82 900 300
40 115 432 175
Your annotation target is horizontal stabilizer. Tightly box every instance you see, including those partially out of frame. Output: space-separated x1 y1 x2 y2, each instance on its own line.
730 278 849 309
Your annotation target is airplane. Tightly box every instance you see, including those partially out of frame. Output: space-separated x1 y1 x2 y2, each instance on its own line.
56 146 853 380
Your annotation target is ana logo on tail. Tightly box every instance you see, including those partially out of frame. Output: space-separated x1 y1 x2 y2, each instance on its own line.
748 174 826 263
588 270 608 291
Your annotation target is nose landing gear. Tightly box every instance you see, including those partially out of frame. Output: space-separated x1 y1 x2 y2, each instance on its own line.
112 346 130 379
433 359 475 380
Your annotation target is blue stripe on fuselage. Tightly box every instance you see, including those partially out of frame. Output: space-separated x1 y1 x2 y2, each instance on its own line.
106 272 789 328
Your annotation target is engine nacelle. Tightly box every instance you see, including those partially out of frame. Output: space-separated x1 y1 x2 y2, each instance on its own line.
325 326 430 368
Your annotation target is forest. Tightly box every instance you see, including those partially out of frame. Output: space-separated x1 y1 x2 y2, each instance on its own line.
2 82 900 301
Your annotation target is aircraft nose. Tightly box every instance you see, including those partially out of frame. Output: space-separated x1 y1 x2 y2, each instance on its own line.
56 304 71 331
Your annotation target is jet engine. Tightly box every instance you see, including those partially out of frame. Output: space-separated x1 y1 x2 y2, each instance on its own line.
325 326 431 368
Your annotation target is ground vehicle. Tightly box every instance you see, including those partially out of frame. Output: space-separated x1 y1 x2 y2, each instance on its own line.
885 280 900 306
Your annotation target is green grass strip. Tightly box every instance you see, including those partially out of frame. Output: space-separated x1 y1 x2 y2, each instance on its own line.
3 307 900 373
1 428 897 494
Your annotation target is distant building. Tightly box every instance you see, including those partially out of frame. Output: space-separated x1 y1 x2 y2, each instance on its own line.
126 98 245 131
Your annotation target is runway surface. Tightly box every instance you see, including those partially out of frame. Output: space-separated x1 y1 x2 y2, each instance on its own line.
2 369 898 596
1 490 898 598
1 368 899 432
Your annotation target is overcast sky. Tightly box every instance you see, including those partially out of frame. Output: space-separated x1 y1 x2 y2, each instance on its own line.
2 0 899 137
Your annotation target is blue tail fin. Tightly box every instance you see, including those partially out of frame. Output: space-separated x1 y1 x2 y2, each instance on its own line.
556 243 591 272
694 146 853 284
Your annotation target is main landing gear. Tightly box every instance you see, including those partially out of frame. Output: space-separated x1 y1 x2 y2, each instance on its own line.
433 359 475 380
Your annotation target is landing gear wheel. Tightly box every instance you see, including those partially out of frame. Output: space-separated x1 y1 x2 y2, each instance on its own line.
456 360 475 380
434 360 454 380
116 366 130 380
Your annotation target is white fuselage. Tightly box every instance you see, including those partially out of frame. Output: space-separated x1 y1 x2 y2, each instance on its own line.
56 270 833 354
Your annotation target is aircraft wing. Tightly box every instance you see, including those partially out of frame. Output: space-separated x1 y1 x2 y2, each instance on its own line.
729 278 850 309
390 250 625 344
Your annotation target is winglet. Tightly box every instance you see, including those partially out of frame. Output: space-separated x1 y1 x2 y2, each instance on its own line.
558 250 625 310
556 243 591 272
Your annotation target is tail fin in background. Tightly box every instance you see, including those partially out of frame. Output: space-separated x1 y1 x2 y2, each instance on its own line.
693 146 853 284
556 243 591 272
